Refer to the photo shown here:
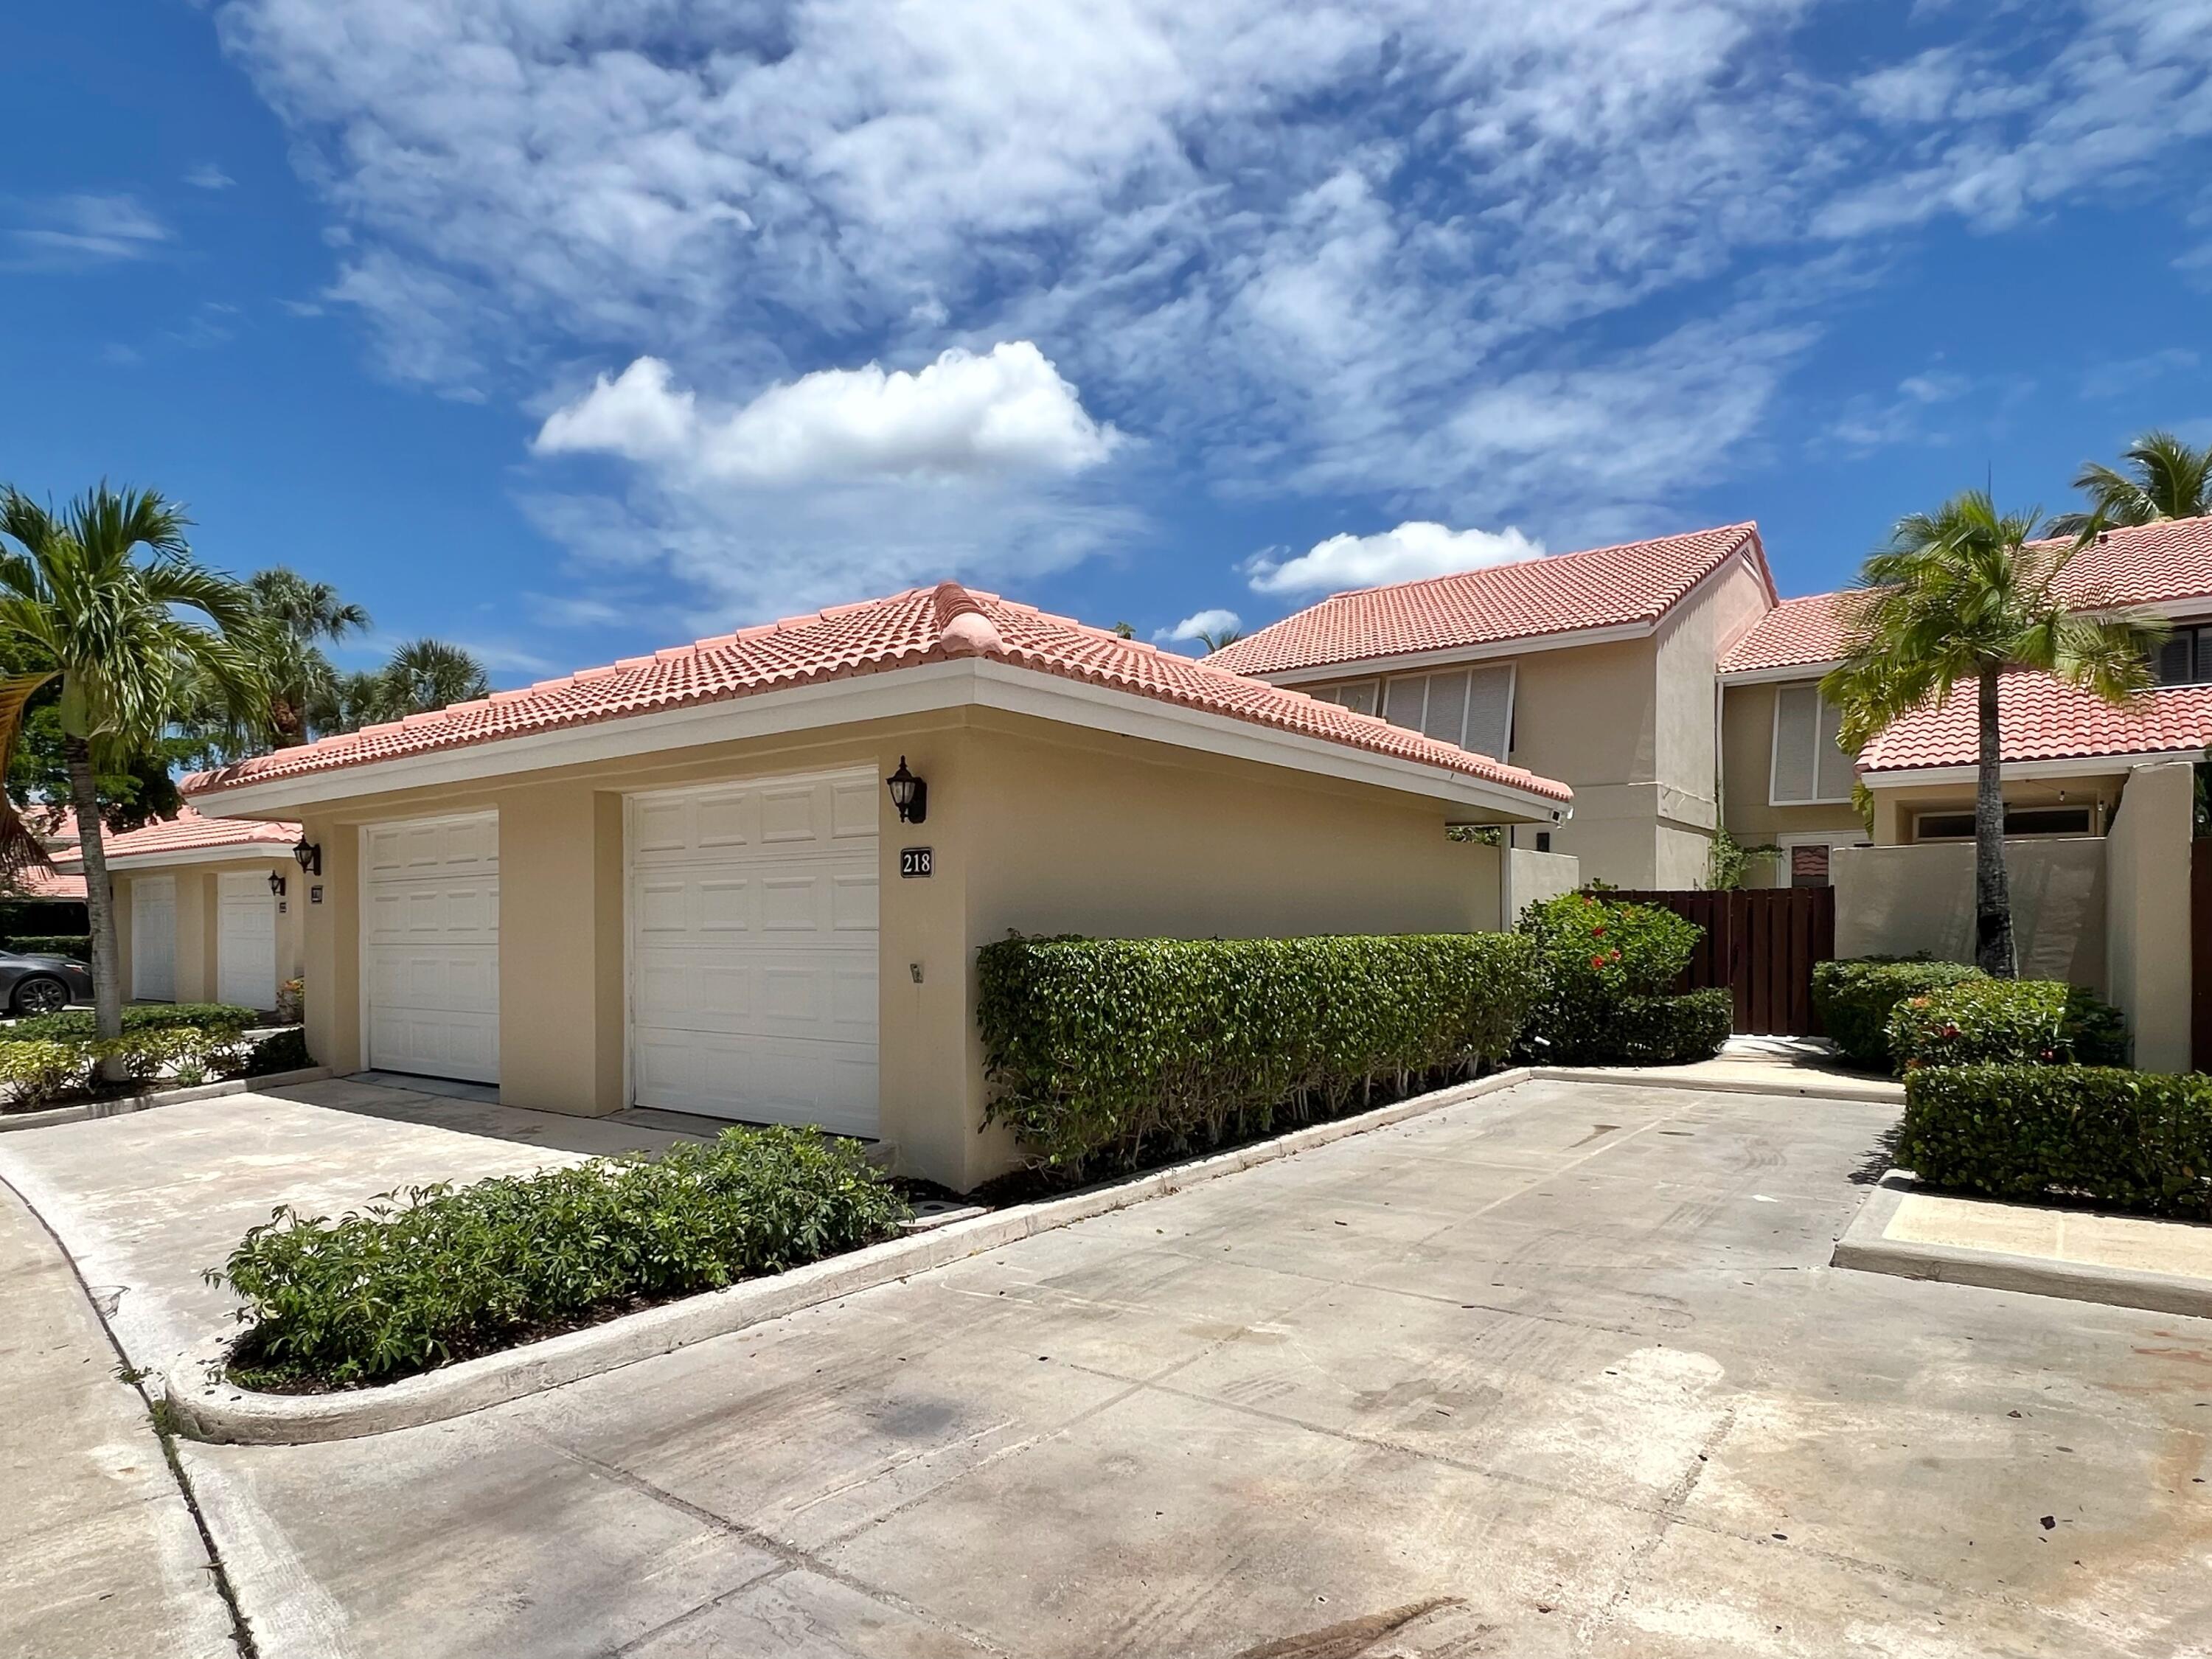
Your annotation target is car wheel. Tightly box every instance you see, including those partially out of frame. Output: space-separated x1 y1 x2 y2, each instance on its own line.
10 976 69 1016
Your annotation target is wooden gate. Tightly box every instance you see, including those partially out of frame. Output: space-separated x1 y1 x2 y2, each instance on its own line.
1607 887 1837 1037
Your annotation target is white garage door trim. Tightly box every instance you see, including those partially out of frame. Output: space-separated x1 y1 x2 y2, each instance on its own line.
215 870 279 1011
360 810 499 1085
625 766 880 1138
131 874 176 1002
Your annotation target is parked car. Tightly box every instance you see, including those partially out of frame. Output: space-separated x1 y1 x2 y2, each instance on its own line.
0 950 94 1016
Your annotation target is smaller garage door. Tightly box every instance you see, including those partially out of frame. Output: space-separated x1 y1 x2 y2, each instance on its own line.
131 875 176 1002
215 870 279 1011
363 812 499 1083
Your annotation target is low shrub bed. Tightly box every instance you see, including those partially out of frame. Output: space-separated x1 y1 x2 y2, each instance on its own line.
1514 893 1730 1066
1887 978 2128 1073
10 1001 256 1041
1899 1065 2212 1217
0 1021 311 1111
1811 958 1986 1070
978 932 1540 1175
215 1126 910 1388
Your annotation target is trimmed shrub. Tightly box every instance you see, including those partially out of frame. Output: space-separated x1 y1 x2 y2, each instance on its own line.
1887 978 2128 1072
0 1040 97 1110
1900 1065 2212 1217
1514 893 1726 1065
1811 958 1986 1070
216 1127 909 1387
7 935 90 960
242 1026 313 1077
9 1002 255 1041
977 932 1541 1174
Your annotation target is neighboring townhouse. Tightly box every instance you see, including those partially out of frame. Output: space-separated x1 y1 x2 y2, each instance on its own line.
1211 525 1778 888
178 581 1571 1192
57 808 306 1011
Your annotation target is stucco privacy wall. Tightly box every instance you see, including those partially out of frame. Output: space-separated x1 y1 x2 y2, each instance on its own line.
287 708 1519 1192
1833 838 2110 992
111 859 305 1009
2105 761 2195 1072
1502 848 1580 922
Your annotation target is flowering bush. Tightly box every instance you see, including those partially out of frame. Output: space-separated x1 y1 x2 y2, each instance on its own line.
1885 978 2128 1074
1514 893 1724 1065
1810 958 1987 1070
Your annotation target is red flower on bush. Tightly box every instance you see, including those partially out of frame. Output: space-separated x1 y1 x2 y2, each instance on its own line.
1590 954 1607 969
1591 925 1607 937
1940 1022 1960 1039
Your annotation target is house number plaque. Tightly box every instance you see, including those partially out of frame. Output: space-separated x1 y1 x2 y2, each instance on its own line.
900 847 933 879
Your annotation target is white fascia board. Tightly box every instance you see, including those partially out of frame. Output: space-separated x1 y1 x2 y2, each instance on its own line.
58 842 296 874
1861 751 2204 787
1719 661 1845 686
191 655 1573 824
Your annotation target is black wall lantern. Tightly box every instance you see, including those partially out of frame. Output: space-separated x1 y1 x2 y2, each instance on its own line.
267 871 288 898
885 757 927 825
292 836 322 877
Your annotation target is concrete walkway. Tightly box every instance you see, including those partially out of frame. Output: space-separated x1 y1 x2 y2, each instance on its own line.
0 1181 235 1659
10 1074 2211 1657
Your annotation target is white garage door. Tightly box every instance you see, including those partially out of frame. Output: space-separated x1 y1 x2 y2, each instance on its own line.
215 870 279 1011
628 768 880 1137
131 875 176 1002
363 811 499 1084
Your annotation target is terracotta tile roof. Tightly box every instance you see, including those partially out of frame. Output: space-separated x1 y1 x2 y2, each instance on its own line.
1723 515 2212 678
183 584 1573 807
56 807 301 868
1859 676 2212 775
1719 591 1853 676
11 866 86 901
1206 524 1768 678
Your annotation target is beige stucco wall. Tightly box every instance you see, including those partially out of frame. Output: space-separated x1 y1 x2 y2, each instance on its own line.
2105 761 2194 1072
1719 682 1867 885
1833 837 2110 991
282 706 1521 1192
110 857 305 1009
1502 847 1581 922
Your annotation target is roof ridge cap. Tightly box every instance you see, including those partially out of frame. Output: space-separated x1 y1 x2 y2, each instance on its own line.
931 580 1003 657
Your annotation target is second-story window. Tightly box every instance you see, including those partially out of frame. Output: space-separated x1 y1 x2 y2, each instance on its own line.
2156 624 2212 686
1380 664 1515 758
1770 682 1855 805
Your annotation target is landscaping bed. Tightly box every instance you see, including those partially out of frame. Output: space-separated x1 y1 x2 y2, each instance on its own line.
0 1005 307 1113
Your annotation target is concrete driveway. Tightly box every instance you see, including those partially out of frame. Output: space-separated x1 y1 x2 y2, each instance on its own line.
7 1075 2212 1658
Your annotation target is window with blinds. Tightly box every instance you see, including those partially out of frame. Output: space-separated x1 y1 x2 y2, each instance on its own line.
1769 683 1855 804
1307 678 1380 716
1368 664 1515 758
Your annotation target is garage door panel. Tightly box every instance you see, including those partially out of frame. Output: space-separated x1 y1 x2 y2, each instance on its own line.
215 871 278 1010
364 811 498 1084
629 768 877 1134
132 877 177 1003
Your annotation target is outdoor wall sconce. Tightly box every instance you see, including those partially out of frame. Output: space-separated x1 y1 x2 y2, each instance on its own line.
292 836 322 877
267 871 288 898
886 757 928 825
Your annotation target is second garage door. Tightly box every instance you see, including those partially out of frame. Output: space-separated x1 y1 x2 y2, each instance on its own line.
215 870 278 1011
627 768 880 1137
363 811 499 1084
131 875 176 1002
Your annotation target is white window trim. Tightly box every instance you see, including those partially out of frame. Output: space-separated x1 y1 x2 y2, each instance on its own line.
1911 807 2097 843
1767 682 1854 807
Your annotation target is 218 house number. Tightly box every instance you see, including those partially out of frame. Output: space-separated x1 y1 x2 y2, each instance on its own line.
900 846 933 879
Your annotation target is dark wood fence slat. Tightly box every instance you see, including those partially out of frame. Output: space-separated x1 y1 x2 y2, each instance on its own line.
1606 886 1836 1037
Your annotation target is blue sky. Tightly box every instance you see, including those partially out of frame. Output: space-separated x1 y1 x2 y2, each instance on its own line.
4 1 2208 681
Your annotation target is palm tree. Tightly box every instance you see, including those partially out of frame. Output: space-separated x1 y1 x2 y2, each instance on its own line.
1823 491 2166 977
248 568 372 745
1195 625 1245 653
0 486 264 1061
2048 431 2212 538
374 639 491 717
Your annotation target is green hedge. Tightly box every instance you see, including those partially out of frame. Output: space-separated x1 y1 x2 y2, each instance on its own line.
1514 894 1728 1065
977 933 1540 1173
7 1002 255 1040
218 1127 909 1386
1900 1065 2212 1217
1811 958 1986 1069
1888 978 2129 1072
6 935 89 960
0 1026 251 1110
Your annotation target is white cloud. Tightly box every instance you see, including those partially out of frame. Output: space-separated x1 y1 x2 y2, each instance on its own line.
534 343 1119 484
6 194 172 268
1157 608 1241 644
185 163 237 190
1247 522 1544 597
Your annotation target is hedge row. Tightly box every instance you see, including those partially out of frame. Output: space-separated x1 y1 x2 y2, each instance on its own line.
1811 959 1986 1069
6 935 90 960
7 1002 256 1041
1900 1065 2212 1217
978 933 1540 1174
220 1127 908 1386
1887 978 2128 1071
0 1023 313 1111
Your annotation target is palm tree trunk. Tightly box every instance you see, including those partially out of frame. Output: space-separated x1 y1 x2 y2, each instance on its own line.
1972 665 2017 978
63 737 127 1078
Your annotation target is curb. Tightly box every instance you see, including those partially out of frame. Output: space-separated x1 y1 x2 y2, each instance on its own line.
162 1065 1543 1446
1832 1171 2212 1319
0 1067 334 1134
1530 1065 1904 1106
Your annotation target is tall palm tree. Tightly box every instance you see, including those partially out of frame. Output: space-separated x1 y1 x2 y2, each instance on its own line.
248 568 372 746
1195 625 1245 653
375 639 490 716
1823 491 2165 977
2048 431 2212 538
0 486 264 1061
